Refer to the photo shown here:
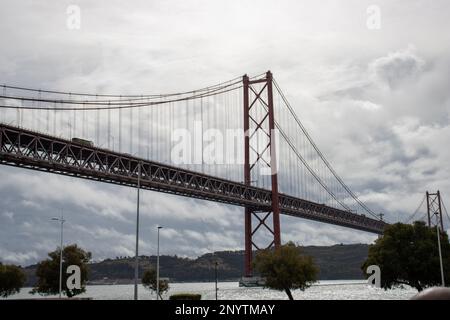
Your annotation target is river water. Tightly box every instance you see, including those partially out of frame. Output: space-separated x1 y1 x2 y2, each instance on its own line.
5 280 418 300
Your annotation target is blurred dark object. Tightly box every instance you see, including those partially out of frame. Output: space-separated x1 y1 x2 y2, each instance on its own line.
411 287 450 300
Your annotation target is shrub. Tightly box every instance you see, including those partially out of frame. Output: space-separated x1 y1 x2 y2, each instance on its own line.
169 293 202 300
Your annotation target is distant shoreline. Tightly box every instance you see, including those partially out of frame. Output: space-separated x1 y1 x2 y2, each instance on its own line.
21 244 370 286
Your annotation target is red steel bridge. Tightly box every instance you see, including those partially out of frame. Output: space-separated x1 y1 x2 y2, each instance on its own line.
0 71 388 276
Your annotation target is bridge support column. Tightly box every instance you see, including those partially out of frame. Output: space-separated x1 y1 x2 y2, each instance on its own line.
243 71 281 277
426 190 444 232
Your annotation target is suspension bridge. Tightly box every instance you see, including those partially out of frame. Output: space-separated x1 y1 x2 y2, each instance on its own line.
0 71 389 277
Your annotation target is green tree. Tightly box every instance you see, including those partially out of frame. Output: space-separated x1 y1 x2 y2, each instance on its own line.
0 263 26 298
142 267 169 299
31 244 91 298
253 242 318 300
362 221 450 292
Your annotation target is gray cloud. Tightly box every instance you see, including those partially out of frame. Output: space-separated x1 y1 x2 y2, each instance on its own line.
1 0 450 266
369 46 425 89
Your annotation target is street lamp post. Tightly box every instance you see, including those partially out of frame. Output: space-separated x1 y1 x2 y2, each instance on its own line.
51 211 65 299
209 246 218 300
134 162 142 300
156 226 163 300
435 212 445 287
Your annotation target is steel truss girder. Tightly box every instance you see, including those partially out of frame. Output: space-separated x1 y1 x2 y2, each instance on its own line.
0 123 387 231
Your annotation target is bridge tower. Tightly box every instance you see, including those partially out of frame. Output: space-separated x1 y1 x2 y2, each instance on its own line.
426 190 444 232
243 71 281 277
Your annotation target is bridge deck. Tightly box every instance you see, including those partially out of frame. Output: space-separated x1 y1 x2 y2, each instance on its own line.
0 123 387 234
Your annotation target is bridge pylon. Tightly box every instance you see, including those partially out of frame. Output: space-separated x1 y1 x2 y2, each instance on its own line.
426 190 444 232
243 71 281 277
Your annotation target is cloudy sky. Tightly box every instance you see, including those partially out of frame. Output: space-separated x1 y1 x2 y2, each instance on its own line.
1 0 450 266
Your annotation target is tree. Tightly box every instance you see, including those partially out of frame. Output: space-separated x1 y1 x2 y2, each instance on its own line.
253 242 318 300
362 221 450 292
0 263 26 298
31 244 91 298
142 267 169 299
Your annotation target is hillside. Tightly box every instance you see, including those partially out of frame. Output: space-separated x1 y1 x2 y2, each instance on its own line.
23 243 369 286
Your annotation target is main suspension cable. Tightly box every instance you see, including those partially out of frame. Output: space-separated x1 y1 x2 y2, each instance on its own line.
0 84 242 111
273 77 381 220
